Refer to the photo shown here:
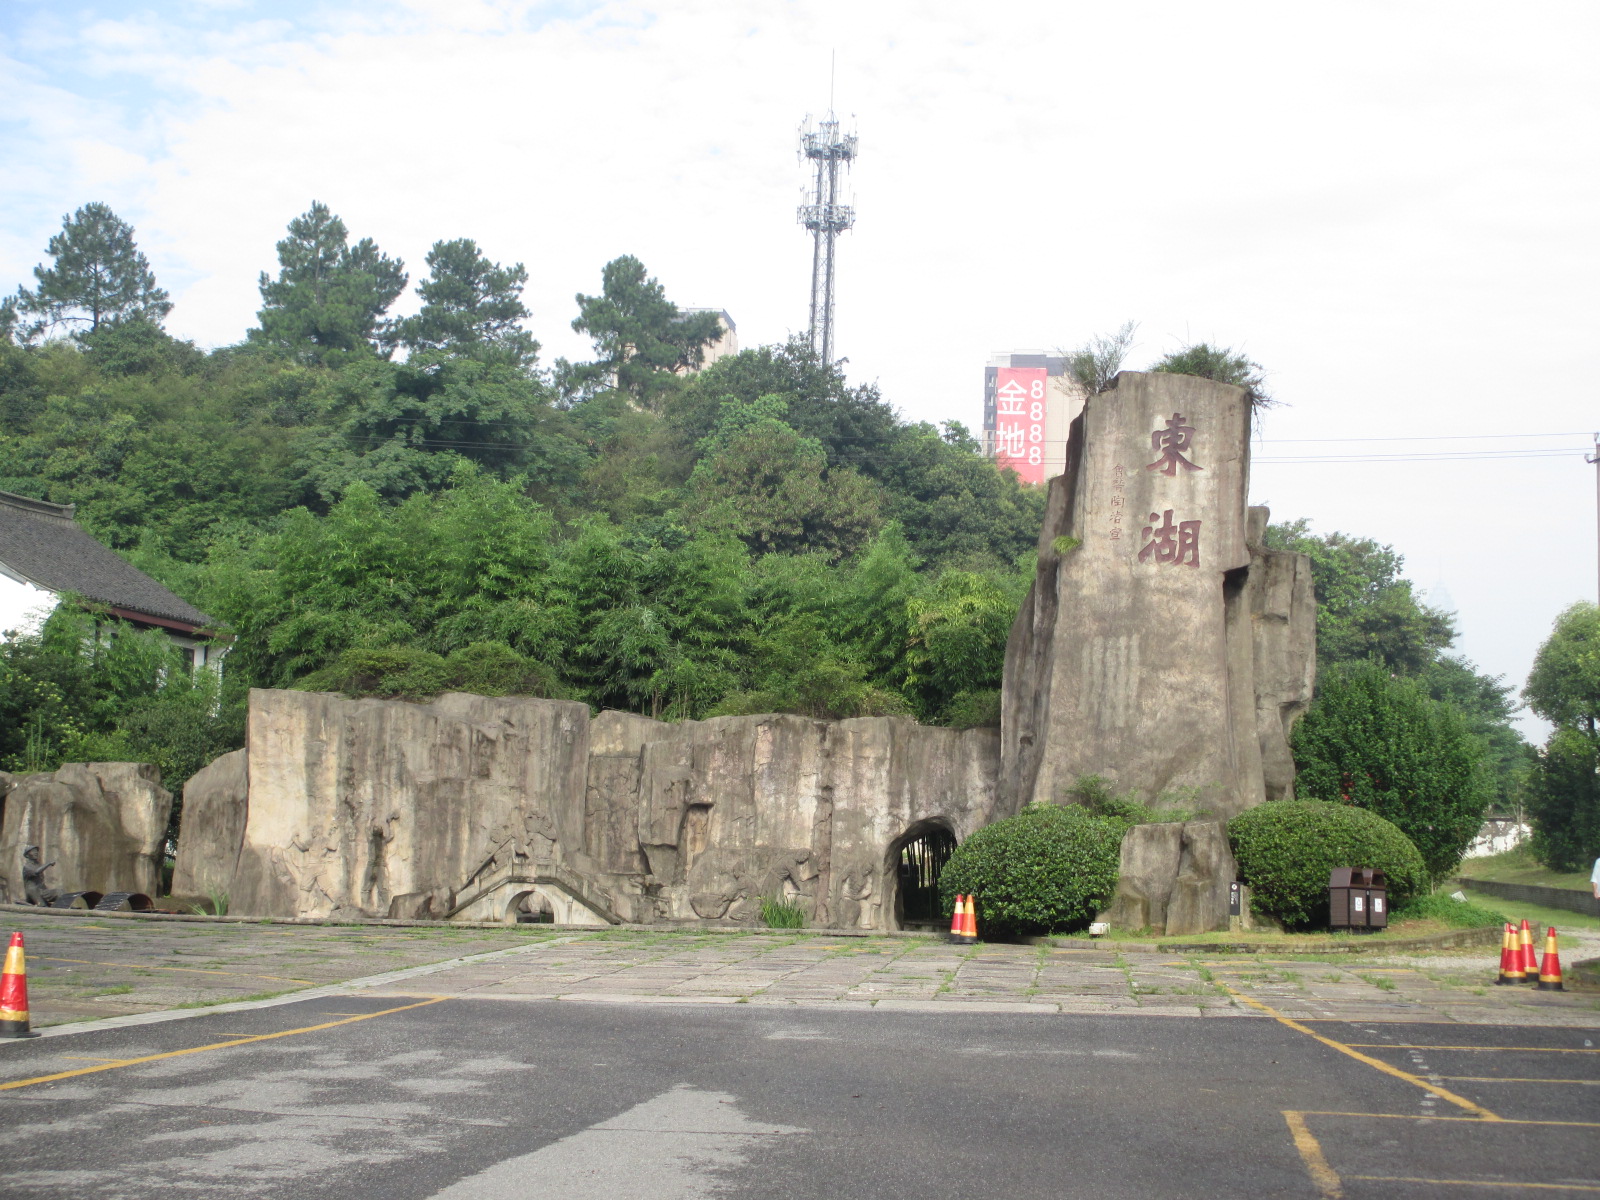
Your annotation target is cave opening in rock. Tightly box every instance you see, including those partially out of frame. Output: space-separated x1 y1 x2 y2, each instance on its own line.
891 822 956 930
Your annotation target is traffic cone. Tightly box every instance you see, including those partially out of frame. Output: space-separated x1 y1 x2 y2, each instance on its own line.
1 932 34 1039
962 895 980 942
948 895 967 943
1538 927 1565 991
1497 923 1523 984
1519 919 1539 985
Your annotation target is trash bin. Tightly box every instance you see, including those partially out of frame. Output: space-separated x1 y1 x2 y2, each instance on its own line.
1329 868 1388 932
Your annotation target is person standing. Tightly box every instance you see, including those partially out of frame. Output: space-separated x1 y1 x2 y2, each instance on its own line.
1593 852 1600 915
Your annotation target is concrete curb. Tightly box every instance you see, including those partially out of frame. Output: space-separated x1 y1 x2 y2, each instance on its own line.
0 901 941 938
1047 924 1504 955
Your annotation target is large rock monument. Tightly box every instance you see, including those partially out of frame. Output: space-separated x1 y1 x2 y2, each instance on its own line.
1001 372 1315 932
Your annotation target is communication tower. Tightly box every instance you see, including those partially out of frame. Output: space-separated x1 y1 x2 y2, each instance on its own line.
798 114 857 363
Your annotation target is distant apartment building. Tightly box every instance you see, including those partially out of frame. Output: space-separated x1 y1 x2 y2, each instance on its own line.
981 351 1086 485
677 309 739 372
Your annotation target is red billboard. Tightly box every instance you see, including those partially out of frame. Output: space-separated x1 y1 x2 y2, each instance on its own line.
994 366 1047 485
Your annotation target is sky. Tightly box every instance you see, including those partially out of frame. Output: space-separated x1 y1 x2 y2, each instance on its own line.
2 0 1597 737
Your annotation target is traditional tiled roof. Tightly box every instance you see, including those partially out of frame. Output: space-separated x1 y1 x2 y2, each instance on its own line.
0 491 213 630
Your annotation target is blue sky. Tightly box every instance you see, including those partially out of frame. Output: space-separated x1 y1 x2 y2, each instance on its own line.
3 0 1598 736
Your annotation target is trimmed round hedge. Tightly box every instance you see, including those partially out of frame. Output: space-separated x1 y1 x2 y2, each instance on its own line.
1227 800 1428 928
939 804 1122 936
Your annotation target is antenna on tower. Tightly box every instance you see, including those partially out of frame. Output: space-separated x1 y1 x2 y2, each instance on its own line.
798 100 856 364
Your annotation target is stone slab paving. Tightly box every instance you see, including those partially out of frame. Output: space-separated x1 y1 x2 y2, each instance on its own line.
0 910 565 1026
4 911 1600 1030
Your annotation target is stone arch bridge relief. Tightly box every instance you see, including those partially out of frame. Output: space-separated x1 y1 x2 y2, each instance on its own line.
1 375 1314 937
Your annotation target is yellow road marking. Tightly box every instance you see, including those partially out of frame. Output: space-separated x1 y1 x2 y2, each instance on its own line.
36 957 314 985
1283 1112 1343 1199
1226 988 1500 1119
1440 1076 1600 1085
1298 1110 1600 1128
1351 1177 1600 1192
0 997 446 1091
1344 1044 1600 1054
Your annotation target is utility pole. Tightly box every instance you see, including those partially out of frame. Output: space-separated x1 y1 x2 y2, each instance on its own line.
1589 434 1600 603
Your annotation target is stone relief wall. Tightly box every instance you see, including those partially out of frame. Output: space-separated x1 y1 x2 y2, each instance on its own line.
175 689 1005 928
0 762 173 902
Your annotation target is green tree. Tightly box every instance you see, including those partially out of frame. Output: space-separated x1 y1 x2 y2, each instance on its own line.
686 395 882 558
1291 659 1494 880
1524 602 1600 732
904 567 1029 721
13 203 172 339
1523 727 1600 872
557 255 722 409
1264 520 1455 674
1521 603 1600 870
394 238 539 370
251 201 407 364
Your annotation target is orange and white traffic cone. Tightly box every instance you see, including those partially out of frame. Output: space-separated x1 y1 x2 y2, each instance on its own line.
1538 927 1565 991
1497 923 1523 984
1 932 34 1039
1519 919 1540 985
948 895 967 943
962 895 980 943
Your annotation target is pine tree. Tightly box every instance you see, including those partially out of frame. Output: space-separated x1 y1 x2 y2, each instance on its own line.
251 201 406 364
557 255 723 409
13 202 172 339
395 238 538 370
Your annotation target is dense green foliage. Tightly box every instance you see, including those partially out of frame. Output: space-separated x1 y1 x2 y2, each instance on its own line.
0 203 1050 792
1227 800 1427 927
938 804 1123 935
1522 604 1600 871
1292 660 1495 880
0 605 240 797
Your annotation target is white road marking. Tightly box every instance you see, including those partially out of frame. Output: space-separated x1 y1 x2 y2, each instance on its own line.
423 1085 806 1199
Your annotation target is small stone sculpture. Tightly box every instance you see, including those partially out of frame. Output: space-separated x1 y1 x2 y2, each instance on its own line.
21 846 59 907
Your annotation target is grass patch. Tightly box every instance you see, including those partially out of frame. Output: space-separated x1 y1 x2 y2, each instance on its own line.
757 896 807 930
174 989 296 1009
89 984 134 997
1459 889 1600 938
1394 892 1508 929
1458 846 1593 892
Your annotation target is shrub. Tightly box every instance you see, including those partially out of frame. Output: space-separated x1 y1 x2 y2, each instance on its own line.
295 642 567 702
940 688 1001 729
938 804 1122 936
1228 799 1428 928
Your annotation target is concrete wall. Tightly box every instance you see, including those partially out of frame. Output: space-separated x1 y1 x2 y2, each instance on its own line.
1457 877 1599 918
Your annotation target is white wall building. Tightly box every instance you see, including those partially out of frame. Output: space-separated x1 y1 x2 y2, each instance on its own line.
0 490 223 670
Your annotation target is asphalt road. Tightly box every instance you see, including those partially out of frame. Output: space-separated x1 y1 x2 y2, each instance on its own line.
2 995 1597 1199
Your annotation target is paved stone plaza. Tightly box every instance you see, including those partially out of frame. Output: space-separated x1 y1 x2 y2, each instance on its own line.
6 910 1599 1030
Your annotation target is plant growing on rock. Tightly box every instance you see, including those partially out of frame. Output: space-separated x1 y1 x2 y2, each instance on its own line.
1227 799 1427 928
938 803 1122 936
